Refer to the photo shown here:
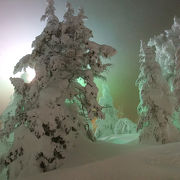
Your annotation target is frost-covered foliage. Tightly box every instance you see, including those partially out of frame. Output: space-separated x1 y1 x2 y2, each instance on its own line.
0 1 116 179
148 17 180 131
114 118 137 135
136 41 180 144
136 17 180 144
148 17 180 93
94 84 136 138
148 17 180 109
94 84 119 138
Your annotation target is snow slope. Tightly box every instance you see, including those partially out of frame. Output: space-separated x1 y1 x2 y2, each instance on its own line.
17 134 180 180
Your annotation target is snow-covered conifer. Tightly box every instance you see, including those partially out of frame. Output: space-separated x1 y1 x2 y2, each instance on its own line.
168 17 180 110
94 83 119 138
136 41 180 144
94 83 136 139
149 17 180 128
0 1 116 179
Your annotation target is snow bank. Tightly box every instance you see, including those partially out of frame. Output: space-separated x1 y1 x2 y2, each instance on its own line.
18 136 180 180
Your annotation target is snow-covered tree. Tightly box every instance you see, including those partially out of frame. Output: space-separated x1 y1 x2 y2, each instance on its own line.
148 17 180 91
136 41 180 144
94 83 137 138
0 1 116 179
114 118 137 135
149 17 180 129
148 34 176 89
94 83 119 138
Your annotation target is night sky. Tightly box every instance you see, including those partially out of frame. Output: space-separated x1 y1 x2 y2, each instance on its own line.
0 0 180 122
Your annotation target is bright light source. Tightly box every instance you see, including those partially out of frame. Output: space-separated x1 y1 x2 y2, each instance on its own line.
15 67 36 83
0 43 32 82
0 42 36 83
26 67 36 82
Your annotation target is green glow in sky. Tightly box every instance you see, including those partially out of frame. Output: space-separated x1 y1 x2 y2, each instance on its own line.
1 0 180 123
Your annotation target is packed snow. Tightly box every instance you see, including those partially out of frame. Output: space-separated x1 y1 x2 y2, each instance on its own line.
17 135 180 180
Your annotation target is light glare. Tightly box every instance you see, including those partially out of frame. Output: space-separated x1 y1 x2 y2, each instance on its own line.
26 67 36 82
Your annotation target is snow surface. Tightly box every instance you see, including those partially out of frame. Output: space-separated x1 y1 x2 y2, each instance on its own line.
17 134 180 180
98 133 139 144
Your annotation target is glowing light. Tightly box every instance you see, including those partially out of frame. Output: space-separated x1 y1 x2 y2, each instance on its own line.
76 77 87 87
91 117 97 132
0 42 32 82
65 99 73 104
26 67 36 82
14 67 36 83
0 41 36 85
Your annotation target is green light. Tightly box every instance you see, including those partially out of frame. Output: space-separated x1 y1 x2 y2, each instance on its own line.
76 77 87 87
141 106 148 114
98 134 139 144
143 121 149 127
172 112 180 130
65 99 73 104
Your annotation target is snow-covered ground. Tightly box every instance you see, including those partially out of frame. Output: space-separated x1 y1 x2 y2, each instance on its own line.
16 134 180 180
98 133 139 144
